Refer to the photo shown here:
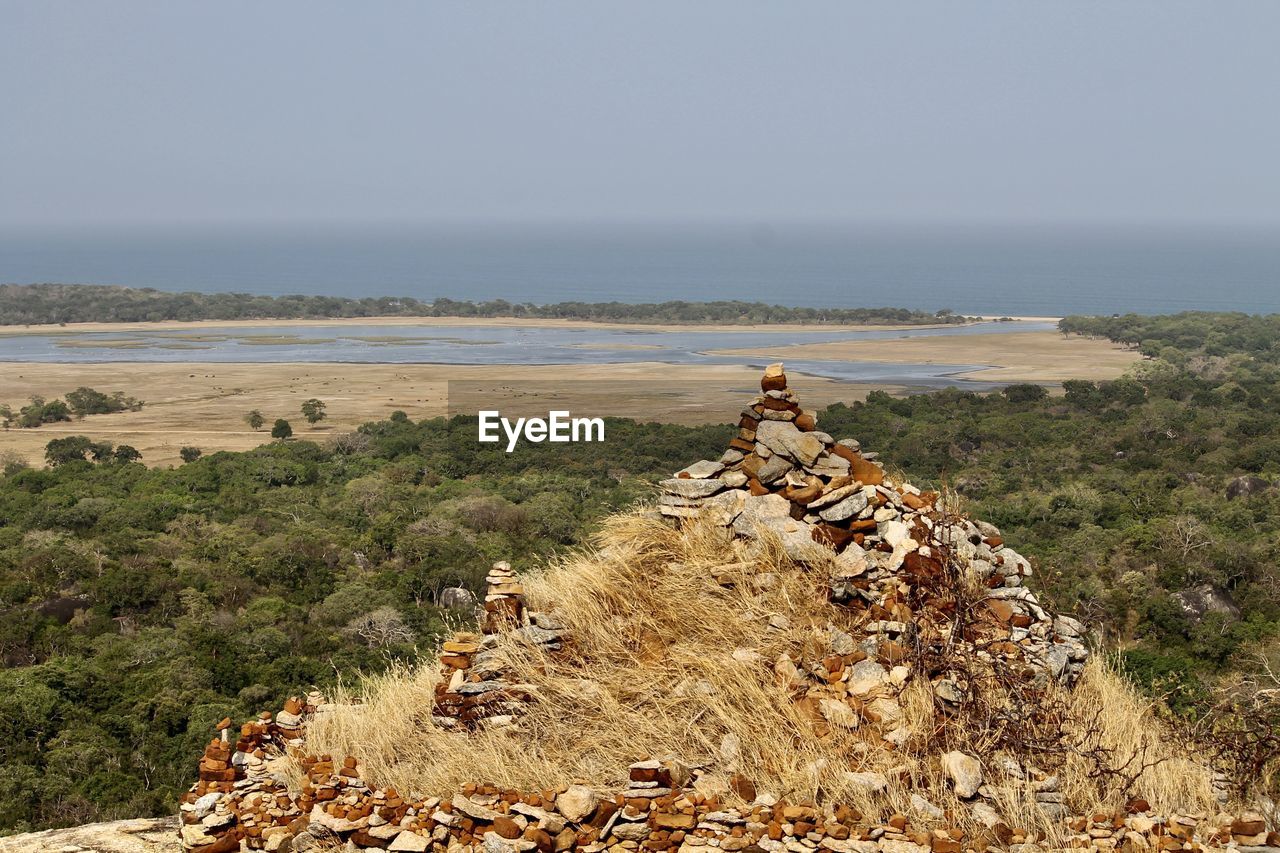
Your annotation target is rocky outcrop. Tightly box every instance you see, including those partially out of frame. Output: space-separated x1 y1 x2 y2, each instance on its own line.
0 817 179 853
1225 475 1271 500
1174 584 1241 623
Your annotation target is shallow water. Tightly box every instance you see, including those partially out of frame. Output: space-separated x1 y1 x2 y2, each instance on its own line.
0 320 1052 388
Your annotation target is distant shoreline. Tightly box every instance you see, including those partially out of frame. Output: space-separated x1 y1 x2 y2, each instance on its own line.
0 315 1003 336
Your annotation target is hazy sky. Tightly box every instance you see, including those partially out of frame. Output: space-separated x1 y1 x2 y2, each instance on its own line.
3 2 1278 228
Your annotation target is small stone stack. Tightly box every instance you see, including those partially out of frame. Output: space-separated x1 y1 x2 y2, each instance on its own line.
274 697 306 743
180 696 323 852
433 562 566 730
485 561 526 633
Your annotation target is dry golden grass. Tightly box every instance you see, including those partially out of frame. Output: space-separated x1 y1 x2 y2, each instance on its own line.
301 511 1225 829
0 362 887 467
1061 659 1217 814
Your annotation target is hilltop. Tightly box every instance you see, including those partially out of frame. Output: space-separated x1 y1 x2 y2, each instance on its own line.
167 366 1271 853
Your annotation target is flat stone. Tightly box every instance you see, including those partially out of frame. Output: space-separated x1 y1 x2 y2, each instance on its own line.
805 453 851 478
755 454 793 485
755 420 825 466
831 546 868 578
880 520 912 547
819 698 859 729
483 832 539 853
971 802 1001 829
844 771 889 794
846 660 889 697
1054 615 1085 636
611 821 652 841
660 478 725 499
821 840 881 853
452 795 502 821
732 493 792 539
679 460 725 479
909 794 944 820
819 492 870 522
701 488 748 525
192 792 221 819
389 831 431 851
807 483 860 510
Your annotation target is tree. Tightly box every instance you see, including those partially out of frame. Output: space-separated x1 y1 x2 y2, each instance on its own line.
44 436 95 466
300 399 327 424
271 419 293 441
65 387 140 417
18 397 72 428
179 446 203 464
113 445 142 464
1002 384 1049 404
245 410 265 431
88 441 116 463
343 607 414 648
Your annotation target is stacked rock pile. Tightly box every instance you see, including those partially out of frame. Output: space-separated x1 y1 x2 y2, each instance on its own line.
433 561 565 730
658 363 1089 716
180 693 328 852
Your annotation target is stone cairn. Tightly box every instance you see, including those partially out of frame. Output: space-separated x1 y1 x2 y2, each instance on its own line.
178 367 1274 853
658 362 1089 710
433 561 564 730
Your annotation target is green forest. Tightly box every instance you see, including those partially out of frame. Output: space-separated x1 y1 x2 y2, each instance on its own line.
2 310 1279 833
0 284 968 327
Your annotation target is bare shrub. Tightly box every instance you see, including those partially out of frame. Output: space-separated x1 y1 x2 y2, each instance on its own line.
343 606 415 648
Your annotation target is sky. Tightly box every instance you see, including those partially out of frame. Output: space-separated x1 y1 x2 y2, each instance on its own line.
2 2 1279 229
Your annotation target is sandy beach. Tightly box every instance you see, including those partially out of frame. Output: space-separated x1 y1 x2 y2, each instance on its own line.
709 329 1139 382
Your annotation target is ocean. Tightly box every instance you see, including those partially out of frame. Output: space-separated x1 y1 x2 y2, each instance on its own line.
2 224 1278 316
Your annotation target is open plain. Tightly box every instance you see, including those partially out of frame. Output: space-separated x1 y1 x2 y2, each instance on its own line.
0 321 1140 467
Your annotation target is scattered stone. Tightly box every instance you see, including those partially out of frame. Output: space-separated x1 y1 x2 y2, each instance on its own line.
940 751 982 798
555 785 599 823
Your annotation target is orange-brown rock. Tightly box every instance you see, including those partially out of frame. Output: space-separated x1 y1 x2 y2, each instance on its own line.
983 599 1015 622
493 816 523 839
728 773 757 801
848 453 885 486
655 812 697 830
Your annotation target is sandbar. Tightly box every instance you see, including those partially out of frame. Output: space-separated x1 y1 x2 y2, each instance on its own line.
708 329 1139 383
